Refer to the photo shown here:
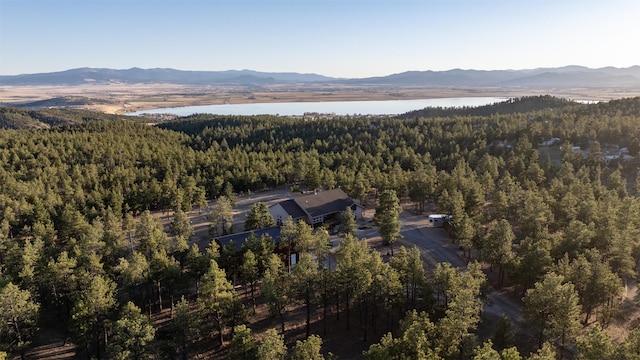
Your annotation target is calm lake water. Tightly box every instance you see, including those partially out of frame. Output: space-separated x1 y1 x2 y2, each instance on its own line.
128 97 507 116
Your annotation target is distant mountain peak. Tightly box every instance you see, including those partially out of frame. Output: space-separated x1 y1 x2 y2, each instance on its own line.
1 66 639 88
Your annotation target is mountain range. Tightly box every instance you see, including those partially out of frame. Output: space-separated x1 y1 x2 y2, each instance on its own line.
1 66 640 88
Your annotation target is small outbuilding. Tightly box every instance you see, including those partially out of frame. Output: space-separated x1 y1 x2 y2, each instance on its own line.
428 214 451 228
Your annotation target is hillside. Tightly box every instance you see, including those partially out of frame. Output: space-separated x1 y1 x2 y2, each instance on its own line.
0 106 146 129
398 95 579 118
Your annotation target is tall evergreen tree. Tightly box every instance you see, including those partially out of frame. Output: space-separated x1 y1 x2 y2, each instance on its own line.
169 209 193 243
375 189 402 256
256 328 287 360
135 210 170 259
575 323 614 360
170 296 199 360
0 283 40 359
240 249 260 311
291 335 325 360
523 273 581 354
107 302 155 360
244 202 275 231
198 259 237 346
261 254 290 334
228 324 257 360
71 274 117 359
209 196 234 236
483 219 515 284
339 207 358 238
292 252 319 338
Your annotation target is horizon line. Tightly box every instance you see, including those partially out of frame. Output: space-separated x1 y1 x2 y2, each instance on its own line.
2 64 640 79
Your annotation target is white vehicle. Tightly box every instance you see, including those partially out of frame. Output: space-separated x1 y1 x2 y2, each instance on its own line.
428 214 451 228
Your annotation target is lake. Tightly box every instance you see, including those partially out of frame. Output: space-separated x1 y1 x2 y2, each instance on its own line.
128 97 508 116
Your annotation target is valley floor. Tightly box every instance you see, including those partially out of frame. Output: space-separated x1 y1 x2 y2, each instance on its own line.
3 83 639 115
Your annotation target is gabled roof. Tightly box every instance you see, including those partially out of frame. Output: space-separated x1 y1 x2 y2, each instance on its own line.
273 199 307 220
294 188 356 218
215 227 282 250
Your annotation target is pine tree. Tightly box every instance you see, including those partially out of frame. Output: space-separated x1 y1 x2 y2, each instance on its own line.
171 296 198 360
291 335 325 360
71 274 117 359
244 202 275 231
169 209 193 243
108 302 155 360
484 219 515 284
240 250 260 311
523 273 581 354
256 328 287 360
339 207 357 238
0 283 40 359
261 254 290 334
375 189 402 256
491 314 515 351
292 252 319 338
198 259 237 346
228 324 257 360
209 196 234 236
575 323 614 360
135 210 170 259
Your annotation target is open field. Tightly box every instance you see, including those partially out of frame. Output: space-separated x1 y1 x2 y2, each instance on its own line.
2 83 640 115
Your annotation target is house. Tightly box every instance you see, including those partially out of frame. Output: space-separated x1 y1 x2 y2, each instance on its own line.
539 137 561 146
488 139 512 150
214 226 304 266
269 188 362 227
604 153 635 165
270 199 307 224
215 226 282 251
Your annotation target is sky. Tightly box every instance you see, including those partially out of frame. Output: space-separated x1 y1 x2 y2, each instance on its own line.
1 0 639 78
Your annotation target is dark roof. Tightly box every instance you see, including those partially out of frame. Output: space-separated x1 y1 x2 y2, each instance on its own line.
215 227 282 250
276 199 307 220
294 188 355 218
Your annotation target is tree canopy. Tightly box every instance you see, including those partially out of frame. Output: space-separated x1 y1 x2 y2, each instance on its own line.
2 96 640 358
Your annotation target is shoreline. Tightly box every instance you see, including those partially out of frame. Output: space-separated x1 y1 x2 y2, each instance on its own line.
2 83 639 115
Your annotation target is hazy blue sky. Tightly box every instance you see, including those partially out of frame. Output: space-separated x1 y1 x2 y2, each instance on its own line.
1 0 638 77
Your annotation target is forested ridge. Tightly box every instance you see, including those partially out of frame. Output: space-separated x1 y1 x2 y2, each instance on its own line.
0 107 146 130
1 96 640 359
399 95 578 118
